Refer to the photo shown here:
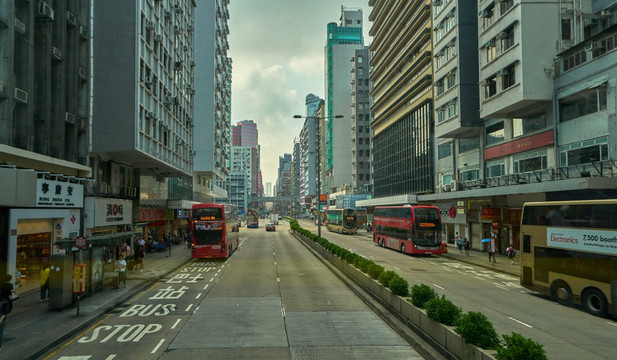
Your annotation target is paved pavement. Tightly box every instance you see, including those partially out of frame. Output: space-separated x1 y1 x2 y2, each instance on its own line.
3 228 519 360
3 244 192 360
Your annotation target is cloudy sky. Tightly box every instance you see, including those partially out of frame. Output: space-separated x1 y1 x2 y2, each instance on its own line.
228 1 372 188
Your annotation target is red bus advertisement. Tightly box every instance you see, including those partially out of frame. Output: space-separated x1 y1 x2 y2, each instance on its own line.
190 203 240 259
373 205 442 255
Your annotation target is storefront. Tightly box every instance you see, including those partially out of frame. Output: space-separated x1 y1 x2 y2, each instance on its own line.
436 201 467 245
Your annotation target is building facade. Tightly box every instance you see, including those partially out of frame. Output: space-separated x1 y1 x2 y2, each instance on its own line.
324 7 365 194
350 47 372 193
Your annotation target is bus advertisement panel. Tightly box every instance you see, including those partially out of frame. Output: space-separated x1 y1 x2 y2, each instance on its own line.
190 203 239 259
373 205 442 255
326 208 357 234
520 200 617 318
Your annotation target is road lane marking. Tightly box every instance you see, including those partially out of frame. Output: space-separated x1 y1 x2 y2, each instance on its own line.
151 339 165 354
171 319 182 329
186 304 193 312
607 322 617 327
433 284 444 290
41 314 113 360
195 292 202 299
105 356 117 360
508 317 533 328
210 277 215 282
393 266 401 271
203 284 209 290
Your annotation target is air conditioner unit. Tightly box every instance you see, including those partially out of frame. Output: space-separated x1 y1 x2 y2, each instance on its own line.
496 31 508 39
486 39 495 47
598 10 612 17
450 180 457 191
585 42 603 51
79 25 88 39
65 112 75 124
583 18 598 27
432 0 443 6
37 1 55 21
154 34 163 42
51 46 62 60
146 20 155 30
15 18 26 34
496 69 503 77
15 88 28 103
443 184 451 192
66 11 77 26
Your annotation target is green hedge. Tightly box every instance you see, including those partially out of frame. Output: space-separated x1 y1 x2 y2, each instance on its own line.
455 311 501 350
410 284 438 308
425 295 461 326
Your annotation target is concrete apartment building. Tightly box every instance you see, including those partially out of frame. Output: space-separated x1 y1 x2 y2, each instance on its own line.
193 0 231 203
0 1 91 284
350 47 372 193
298 95 323 215
361 0 617 253
324 7 365 194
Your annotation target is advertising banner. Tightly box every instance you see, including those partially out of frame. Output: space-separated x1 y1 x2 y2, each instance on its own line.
547 228 617 256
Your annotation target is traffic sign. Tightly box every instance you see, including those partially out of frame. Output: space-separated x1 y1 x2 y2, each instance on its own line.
74 236 88 250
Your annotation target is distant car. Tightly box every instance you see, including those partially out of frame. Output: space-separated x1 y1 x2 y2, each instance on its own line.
266 223 276 231
278 215 282 220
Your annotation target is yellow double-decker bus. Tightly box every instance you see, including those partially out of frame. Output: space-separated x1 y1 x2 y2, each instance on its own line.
520 199 617 318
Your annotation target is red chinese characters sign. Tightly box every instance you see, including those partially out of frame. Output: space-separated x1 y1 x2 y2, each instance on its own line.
138 209 167 222
74 236 88 250
507 209 522 225
481 207 501 221
484 130 554 160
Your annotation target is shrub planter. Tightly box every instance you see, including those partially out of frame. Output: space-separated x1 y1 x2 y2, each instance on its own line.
292 229 497 360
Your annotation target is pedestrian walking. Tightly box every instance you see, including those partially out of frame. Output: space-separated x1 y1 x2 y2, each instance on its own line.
40 264 51 302
488 236 497 264
133 244 145 272
0 274 16 352
165 234 172 257
506 245 516 264
463 238 470 256
116 254 127 287
455 232 463 253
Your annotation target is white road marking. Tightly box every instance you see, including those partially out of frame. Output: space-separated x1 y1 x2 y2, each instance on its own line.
509 317 533 328
607 322 617 327
203 284 209 290
105 356 117 360
171 319 182 329
209 277 215 282
277 277 280 282
281 307 286 317
433 284 444 290
195 292 202 299
185 304 193 312
393 266 401 271
151 339 165 354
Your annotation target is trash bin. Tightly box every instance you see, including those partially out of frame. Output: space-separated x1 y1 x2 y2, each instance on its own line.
441 242 448 253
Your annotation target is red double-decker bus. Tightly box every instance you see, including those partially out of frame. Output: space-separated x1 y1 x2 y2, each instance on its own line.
190 203 239 259
373 205 442 255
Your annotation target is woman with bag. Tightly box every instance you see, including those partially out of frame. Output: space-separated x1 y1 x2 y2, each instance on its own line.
40 264 51 302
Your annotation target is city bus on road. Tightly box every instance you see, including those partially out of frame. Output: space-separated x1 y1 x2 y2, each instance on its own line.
326 208 357 234
247 208 259 228
190 203 239 259
373 205 442 255
520 199 617 318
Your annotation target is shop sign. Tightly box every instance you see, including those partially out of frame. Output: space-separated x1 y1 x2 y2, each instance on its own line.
138 209 167 221
94 198 133 227
74 236 88 249
484 130 554 160
507 209 522 225
457 201 465 215
481 207 501 221
36 178 84 208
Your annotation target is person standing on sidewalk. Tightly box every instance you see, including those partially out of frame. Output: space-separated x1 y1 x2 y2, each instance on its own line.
116 254 127 287
463 238 470 256
455 232 463 253
0 274 15 352
166 234 172 257
488 236 497 264
40 264 51 302
133 243 145 272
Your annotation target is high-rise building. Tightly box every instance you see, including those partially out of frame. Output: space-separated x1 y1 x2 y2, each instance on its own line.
324 6 364 194
193 0 231 202
231 120 258 147
299 95 324 215
0 1 92 279
369 1 434 199
350 47 372 193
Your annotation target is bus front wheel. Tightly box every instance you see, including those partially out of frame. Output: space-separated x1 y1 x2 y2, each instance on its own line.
550 280 572 306
582 288 608 317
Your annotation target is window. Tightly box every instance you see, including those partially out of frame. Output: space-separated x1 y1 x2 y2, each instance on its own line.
446 71 456 89
483 77 497 99
447 100 458 118
500 0 514 15
459 137 480 153
560 137 609 166
357 55 363 63
440 172 453 186
460 167 479 181
514 151 548 172
561 18 571 40
437 108 445 123
485 122 505 146
501 65 515 89
486 43 496 62
435 80 445 96
513 114 546 137
438 142 452 159
485 159 505 178
559 84 607 122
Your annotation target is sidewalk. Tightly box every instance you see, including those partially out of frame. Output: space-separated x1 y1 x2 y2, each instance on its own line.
3 244 192 360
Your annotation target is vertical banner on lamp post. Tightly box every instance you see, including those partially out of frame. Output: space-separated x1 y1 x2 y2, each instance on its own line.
319 194 327 205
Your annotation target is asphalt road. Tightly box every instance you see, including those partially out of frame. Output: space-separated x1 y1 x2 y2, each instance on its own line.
40 221 428 360
302 219 617 360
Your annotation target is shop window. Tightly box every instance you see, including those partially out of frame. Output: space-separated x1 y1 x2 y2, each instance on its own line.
560 137 609 166
485 159 505 178
438 142 452 159
460 167 479 181
514 151 548 172
559 83 608 122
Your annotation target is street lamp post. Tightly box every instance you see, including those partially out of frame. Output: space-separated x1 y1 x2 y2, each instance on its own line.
294 114 343 238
